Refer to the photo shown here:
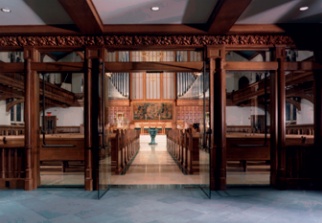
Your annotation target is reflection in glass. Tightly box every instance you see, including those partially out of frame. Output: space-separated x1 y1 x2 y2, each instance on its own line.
285 50 314 143
39 72 85 187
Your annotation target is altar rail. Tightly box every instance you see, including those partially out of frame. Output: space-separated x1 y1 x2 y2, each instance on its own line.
133 121 173 135
166 128 199 174
110 129 140 174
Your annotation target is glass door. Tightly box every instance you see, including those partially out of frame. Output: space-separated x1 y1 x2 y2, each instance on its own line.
199 59 211 198
97 60 111 199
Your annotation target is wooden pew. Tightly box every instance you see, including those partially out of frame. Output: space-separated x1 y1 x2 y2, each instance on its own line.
40 134 84 172
226 135 270 171
226 133 314 171
110 129 140 174
166 128 199 174
0 136 25 189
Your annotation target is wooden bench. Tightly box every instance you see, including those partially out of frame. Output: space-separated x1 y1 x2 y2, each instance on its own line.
226 133 314 171
40 134 84 172
167 128 200 174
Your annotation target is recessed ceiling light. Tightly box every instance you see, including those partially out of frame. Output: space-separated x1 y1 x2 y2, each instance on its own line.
151 6 160 11
1 8 11 13
299 6 309 11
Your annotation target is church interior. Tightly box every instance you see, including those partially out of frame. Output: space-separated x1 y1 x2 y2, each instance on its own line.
1 0 322 221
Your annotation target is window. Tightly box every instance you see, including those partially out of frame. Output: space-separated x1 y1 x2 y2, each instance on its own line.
10 102 24 123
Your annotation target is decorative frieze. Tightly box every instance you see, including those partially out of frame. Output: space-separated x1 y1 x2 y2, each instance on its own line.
0 35 295 48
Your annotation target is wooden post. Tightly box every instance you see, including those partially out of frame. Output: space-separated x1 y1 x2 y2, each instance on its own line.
84 52 93 190
84 47 105 190
208 46 226 190
314 50 322 148
24 48 40 190
270 47 286 188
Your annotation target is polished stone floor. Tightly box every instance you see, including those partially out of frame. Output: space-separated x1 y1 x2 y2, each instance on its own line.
4 136 319 223
1 187 322 223
40 135 269 187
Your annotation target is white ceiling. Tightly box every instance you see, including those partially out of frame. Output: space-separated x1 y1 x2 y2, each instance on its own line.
93 0 218 24
237 0 322 24
0 0 321 32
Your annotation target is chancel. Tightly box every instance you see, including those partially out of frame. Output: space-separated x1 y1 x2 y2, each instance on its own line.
1 0 322 207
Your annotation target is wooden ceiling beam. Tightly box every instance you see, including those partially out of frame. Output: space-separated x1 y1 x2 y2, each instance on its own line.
103 24 207 35
207 0 252 34
225 61 278 71
229 24 286 34
0 85 24 98
58 0 103 34
0 63 24 73
32 62 84 72
0 25 79 36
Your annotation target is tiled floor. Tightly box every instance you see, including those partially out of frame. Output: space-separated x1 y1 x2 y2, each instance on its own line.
1 187 322 223
111 135 207 185
40 135 269 186
4 135 320 222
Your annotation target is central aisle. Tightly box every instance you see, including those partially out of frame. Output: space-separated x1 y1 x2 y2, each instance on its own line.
110 135 201 185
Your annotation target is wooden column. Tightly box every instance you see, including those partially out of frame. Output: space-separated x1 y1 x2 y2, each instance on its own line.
208 46 226 190
314 50 322 148
84 47 105 190
270 47 286 188
84 54 93 191
24 48 40 190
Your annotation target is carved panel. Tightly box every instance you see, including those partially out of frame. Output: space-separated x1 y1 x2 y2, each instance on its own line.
0 35 295 47
133 102 173 120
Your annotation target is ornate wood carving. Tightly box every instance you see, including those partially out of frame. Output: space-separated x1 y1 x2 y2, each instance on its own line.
0 35 295 47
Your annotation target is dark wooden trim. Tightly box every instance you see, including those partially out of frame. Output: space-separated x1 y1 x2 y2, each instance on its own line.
229 24 286 34
270 61 279 187
225 61 278 71
271 47 287 188
105 62 203 72
32 62 84 72
0 34 295 47
23 48 40 190
58 0 103 34
208 46 226 190
84 54 93 191
314 51 322 148
104 24 208 35
277 50 286 180
0 25 79 35
207 0 252 34
0 61 208 73
0 63 24 73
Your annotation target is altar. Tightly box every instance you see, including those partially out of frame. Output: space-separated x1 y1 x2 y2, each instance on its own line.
133 121 173 135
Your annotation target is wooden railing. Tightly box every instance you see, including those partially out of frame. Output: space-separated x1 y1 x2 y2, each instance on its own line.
110 129 140 174
0 137 25 189
166 128 199 174
55 126 81 134
286 124 314 135
227 124 314 135
0 125 24 136
227 125 252 133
